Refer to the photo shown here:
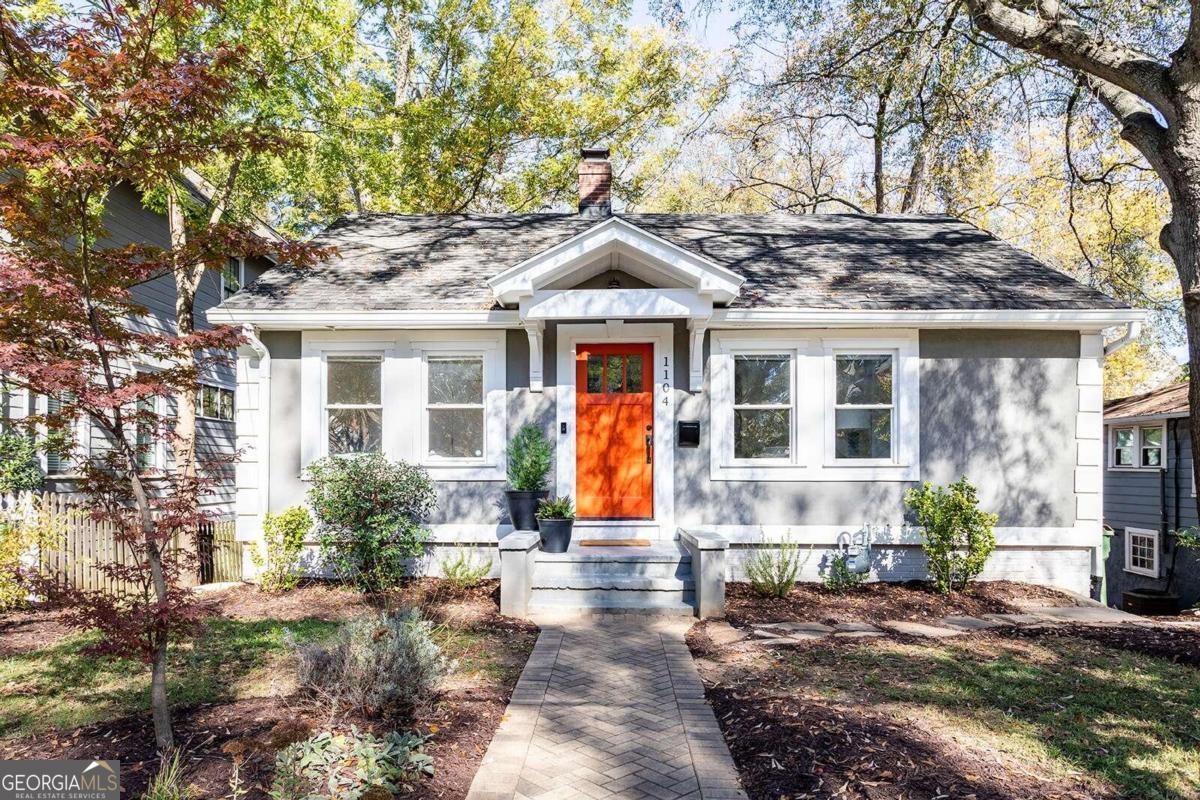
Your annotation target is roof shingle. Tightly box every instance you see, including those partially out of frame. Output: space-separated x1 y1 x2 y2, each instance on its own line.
220 212 1128 312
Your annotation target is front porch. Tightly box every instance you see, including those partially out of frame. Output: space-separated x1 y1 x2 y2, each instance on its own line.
497 529 730 619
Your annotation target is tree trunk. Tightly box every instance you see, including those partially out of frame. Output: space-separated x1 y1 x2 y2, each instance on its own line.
167 187 201 586
873 96 887 214
149 632 172 750
901 125 932 213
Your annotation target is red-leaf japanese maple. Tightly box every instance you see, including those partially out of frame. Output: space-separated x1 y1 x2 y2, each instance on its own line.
0 0 324 750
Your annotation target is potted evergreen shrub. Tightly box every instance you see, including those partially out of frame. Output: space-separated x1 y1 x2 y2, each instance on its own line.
535 496 576 553
506 424 552 531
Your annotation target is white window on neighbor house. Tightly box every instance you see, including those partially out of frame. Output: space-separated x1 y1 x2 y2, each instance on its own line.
324 356 383 455
1125 527 1160 577
221 257 244 300
732 353 793 461
1109 424 1165 469
832 352 894 461
423 355 486 461
196 385 235 422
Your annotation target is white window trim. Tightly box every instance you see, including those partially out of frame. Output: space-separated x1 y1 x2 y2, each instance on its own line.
1124 526 1160 577
411 341 505 478
196 383 236 422
299 330 506 481
710 330 919 481
1107 423 1165 471
221 257 245 301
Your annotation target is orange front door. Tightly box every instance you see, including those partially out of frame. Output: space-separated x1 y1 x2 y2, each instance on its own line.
575 343 654 520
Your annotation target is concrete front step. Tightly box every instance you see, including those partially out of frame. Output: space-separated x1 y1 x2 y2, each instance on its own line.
525 541 698 612
530 588 696 610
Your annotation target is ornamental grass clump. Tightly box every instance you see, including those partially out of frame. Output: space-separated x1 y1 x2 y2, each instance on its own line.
905 477 998 595
294 608 450 720
745 539 805 597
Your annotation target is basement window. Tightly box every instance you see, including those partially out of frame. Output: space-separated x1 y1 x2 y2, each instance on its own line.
1125 527 1159 577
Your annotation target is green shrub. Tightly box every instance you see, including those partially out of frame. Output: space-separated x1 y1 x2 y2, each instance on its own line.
0 433 42 494
141 751 193 800
905 477 998 595
305 454 436 592
294 608 450 719
439 548 492 592
822 554 866 595
252 507 312 593
507 424 552 491
535 495 575 520
270 727 432 800
745 540 804 598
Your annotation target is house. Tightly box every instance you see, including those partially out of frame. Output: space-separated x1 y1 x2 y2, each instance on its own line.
210 148 1145 616
1103 381 1200 611
1 176 279 517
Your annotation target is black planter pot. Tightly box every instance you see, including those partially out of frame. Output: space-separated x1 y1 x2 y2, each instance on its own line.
1123 588 1180 616
505 489 548 531
538 519 574 553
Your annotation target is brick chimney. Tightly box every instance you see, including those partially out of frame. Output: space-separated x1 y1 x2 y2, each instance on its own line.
578 147 612 217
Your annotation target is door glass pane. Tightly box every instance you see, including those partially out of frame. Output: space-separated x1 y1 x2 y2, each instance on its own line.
835 408 892 458
328 359 381 405
836 355 893 405
734 409 790 459
625 354 644 392
586 354 603 393
428 358 483 404
428 408 484 458
606 355 624 394
328 407 382 454
734 355 790 405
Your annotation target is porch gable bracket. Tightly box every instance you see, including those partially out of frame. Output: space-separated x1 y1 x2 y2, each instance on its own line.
523 320 545 393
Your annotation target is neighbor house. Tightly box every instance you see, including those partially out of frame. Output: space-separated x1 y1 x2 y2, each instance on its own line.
1103 381 1200 611
1 174 279 517
210 148 1145 616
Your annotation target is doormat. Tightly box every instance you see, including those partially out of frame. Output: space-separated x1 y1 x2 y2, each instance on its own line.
579 539 652 547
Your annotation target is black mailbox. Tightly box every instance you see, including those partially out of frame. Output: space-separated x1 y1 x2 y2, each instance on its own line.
677 420 701 448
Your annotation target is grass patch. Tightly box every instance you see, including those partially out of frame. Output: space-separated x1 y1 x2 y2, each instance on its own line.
785 636 1200 800
0 617 338 739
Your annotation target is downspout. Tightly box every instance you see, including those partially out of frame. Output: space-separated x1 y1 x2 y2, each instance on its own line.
241 324 271 535
1103 320 1141 356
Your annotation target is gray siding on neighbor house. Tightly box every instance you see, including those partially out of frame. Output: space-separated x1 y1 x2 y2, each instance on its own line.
1103 417 1200 609
262 327 1081 533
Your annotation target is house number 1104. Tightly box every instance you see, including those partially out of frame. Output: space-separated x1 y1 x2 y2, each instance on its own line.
662 357 670 403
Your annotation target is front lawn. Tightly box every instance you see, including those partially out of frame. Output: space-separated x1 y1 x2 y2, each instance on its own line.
691 588 1200 800
0 580 538 799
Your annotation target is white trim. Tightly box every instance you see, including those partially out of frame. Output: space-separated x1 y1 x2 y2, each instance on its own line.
207 305 1146 331
488 217 744 306
221 257 245 301
520 288 713 321
523 320 544 393
1105 412 1188 425
208 309 521 329
710 330 919 481
699 524 1102 547
711 307 1146 329
1106 422 1166 471
1124 526 1160 577
555 322 675 535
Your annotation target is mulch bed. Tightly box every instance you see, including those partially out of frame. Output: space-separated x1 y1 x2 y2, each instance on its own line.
704 681 1101 800
0 606 74 657
1005 622 1200 668
724 579 1073 627
1 580 537 799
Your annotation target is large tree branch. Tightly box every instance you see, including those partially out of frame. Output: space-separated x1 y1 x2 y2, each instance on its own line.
1087 75 1173 181
964 0 1175 124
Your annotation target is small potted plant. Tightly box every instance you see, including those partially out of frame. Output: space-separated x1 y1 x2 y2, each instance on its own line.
536 496 576 553
505 424 552 531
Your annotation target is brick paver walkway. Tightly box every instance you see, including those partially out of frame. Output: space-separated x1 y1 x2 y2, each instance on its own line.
466 616 747 800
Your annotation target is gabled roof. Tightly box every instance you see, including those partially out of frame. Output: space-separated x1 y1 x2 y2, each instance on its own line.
217 211 1130 313
1105 382 1188 422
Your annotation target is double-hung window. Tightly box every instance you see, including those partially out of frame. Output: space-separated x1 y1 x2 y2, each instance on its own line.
833 353 894 461
196 385 235 422
1110 424 1164 469
425 356 485 460
325 356 382 455
732 354 793 460
222 257 244 300
1125 527 1159 577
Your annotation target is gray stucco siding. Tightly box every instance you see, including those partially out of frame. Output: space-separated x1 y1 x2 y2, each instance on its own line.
263 327 1080 532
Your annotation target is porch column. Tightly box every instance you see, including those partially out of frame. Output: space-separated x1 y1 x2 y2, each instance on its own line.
500 531 541 618
680 529 728 618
